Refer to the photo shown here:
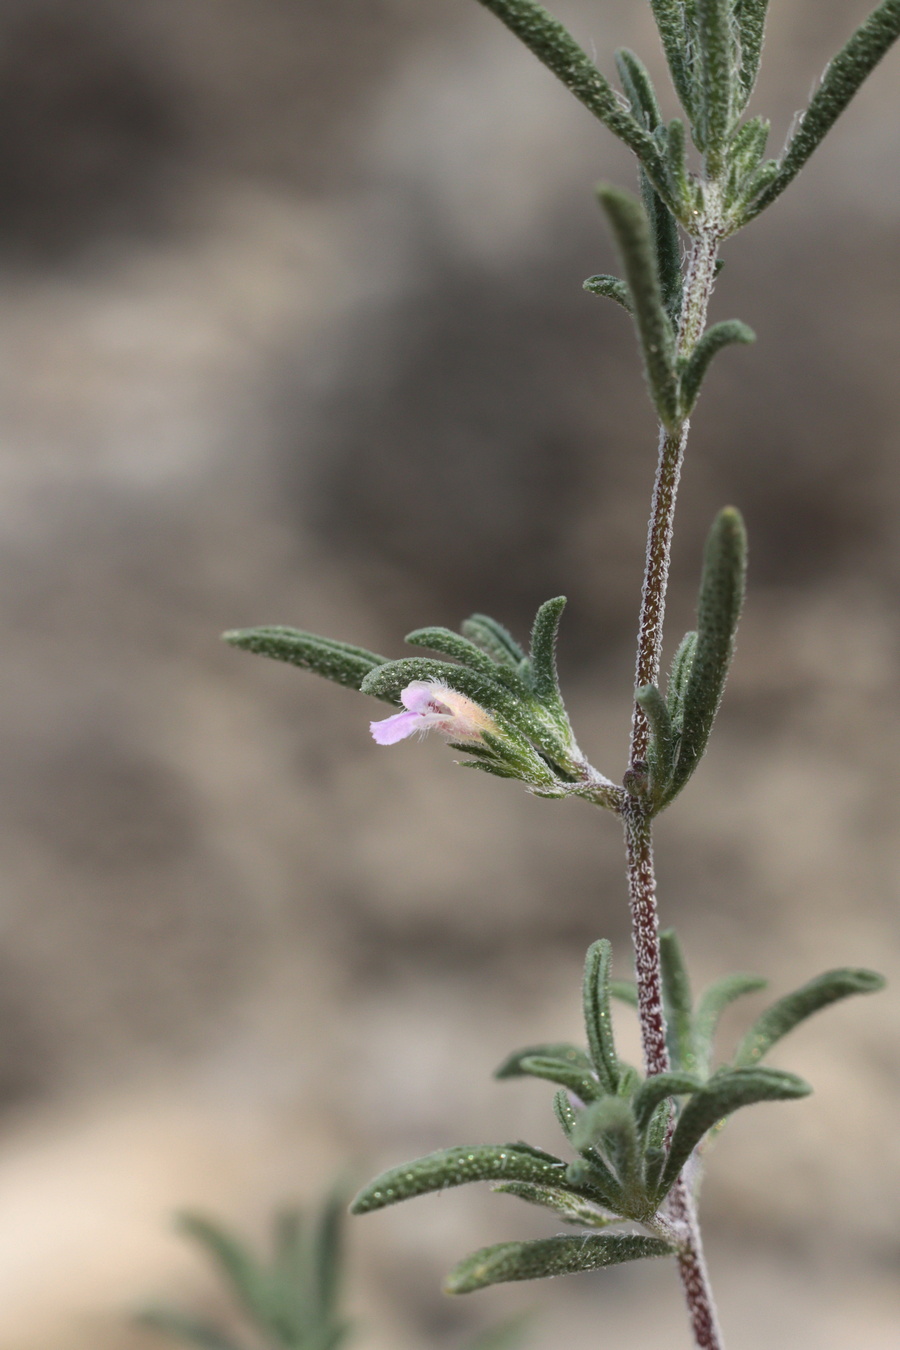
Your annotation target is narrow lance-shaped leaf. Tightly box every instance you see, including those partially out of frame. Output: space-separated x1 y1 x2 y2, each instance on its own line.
571 1097 642 1205
351 1144 568 1214
696 0 736 173
745 0 900 221
668 507 747 798
491 1180 618 1227
582 939 621 1093
613 52 682 319
679 321 756 415
660 929 697 1073
445 1233 673 1293
635 684 675 805
175 1213 273 1326
693 973 768 1075
223 628 390 697
495 1043 593 1079
473 0 672 203
666 630 697 721
312 1189 345 1323
735 0 772 104
461 614 527 668
529 596 566 704
405 627 512 680
514 1055 604 1101
649 0 698 119
734 967 886 1067
465 1314 532 1350
656 1067 811 1199
583 273 633 312
664 117 692 219
598 186 679 427
268 1209 312 1340
632 1071 703 1139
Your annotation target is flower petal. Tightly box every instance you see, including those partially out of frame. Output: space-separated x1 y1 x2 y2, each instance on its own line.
370 710 422 745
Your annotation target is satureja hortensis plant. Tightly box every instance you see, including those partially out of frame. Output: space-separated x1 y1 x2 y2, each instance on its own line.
225 3 897 1347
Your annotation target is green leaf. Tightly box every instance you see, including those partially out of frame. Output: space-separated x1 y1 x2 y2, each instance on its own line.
312 1189 345 1323
734 968 886 1067
693 973 768 1075
615 48 663 130
461 614 527 668
223 628 390 697
648 0 698 119
583 273 633 312
735 0 771 103
405 627 510 680
570 1097 642 1203
666 631 698 722
635 684 675 805
351 1145 569 1214
696 0 735 174
529 596 566 704
679 321 756 414
664 117 692 218
597 186 679 426
668 508 747 799
175 1213 272 1326
582 939 621 1094
491 1180 618 1227
473 1 672 202
656 1067 811 1199
444 1233 673 1293
632 1071 703 1139
135 1308 243 1350
514 1055 604 1101
746 0 900 221
660 930 697 1072
495 1043 593 1079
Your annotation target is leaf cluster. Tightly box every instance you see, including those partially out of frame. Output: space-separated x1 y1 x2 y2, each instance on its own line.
634 506 746 813
138 1194 351 1350
351 936 883 1293
226 601 623 810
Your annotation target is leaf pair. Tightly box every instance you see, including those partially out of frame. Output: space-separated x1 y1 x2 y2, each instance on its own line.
636 506 746 811
139 1193 351 1350
588 187 755 424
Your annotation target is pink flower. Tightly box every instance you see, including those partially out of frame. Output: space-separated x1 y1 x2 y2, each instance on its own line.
370 680 498 746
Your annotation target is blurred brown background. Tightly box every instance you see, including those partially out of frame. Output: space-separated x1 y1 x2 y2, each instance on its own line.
0 1 896 1346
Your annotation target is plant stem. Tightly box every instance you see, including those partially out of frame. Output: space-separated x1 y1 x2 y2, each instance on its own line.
623 217 725 1347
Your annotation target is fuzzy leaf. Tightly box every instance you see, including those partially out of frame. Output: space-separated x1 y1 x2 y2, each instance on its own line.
312 1190 344 1323
735 0 771 103
444 1233 673 1293
660 930 697 1072
734 968 886 1067
680 321 756 414
666 631 698 722
664 117 692 217
636 684 675 804
649 0 698 119
696 0 735 173
495 1043 593 1079
632 1071 703 1138
351 1145 568 1214
491 1180 617 1227
745 0 900 220
405 627 510 680
465 1314 532 1350
657 1067 811 1198
515 1055 603 1101
615 47 663 130
583 273 633 312
461 614 527 668
529 597 567 704
223 628 389 697
693 973 768 1075
668 508 747 798
582 939 621 1093
473 1 671 200
597 186 679 426
570 1097 641 1202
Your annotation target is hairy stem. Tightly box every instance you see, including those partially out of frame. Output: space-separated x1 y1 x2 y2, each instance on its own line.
624 213 725 1347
